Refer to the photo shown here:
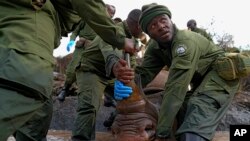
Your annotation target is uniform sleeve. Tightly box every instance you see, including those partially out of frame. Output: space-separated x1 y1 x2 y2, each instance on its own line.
51 0 82 34
71 0 125 49
156 41 200 137
70 21 85 41
100 40 123 78
135 40 165 88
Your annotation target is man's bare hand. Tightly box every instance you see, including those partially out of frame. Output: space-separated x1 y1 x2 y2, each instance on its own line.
112 59 134 84
123 38 140 54
75 37 86 48
76 37 92 48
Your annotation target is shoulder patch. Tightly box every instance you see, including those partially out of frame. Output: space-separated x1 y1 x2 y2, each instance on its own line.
175 44 187 56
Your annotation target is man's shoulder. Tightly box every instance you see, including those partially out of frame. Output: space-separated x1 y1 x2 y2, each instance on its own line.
194 27 207 34
175 29 197 40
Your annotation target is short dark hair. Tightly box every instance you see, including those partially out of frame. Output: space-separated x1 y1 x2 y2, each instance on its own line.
187 19 196 27
114 17 122 23
127 9 142 22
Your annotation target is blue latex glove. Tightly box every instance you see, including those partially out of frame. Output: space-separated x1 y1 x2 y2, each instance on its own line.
66 40 75 52
114 80 133 100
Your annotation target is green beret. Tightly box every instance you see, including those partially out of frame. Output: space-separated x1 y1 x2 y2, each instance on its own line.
139 4 172 33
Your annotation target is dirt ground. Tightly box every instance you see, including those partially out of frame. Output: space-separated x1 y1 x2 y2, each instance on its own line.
8 130 229 141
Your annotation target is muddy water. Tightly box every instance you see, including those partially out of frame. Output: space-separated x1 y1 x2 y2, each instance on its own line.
8 130 229 141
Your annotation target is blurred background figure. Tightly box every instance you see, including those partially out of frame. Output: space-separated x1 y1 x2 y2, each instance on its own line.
57 4 116 102
187 19 213 42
